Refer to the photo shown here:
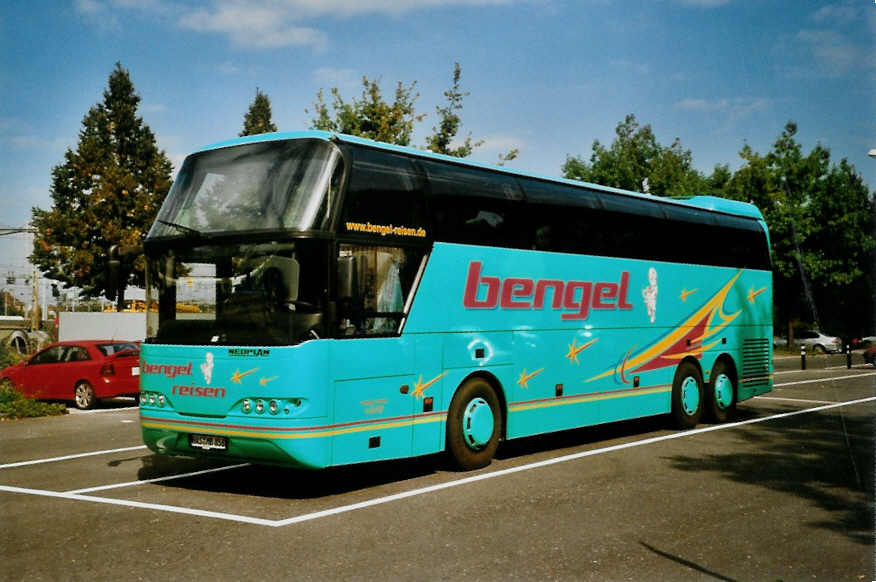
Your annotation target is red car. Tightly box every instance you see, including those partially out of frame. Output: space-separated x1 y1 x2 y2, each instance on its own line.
0 340 140 409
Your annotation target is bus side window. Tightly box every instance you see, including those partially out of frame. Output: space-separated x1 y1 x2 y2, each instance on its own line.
337 244 425 336
340 147 428 239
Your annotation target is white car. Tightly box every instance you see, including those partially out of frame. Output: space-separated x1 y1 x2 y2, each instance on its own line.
796 330 842 354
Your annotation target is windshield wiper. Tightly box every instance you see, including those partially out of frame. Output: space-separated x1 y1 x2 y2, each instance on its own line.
156 219 204 238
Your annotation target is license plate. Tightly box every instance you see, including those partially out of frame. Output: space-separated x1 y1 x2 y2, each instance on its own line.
189 434 228 451
132 367 140 376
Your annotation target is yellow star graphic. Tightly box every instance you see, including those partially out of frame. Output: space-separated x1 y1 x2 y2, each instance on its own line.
259 376 277 387
680 288 697 302
747 286 766 304
412 372 449 399
566 337 597 365
517 368 544 389
231 368 258 384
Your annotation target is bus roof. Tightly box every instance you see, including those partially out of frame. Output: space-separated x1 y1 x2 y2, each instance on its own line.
196 130 766 222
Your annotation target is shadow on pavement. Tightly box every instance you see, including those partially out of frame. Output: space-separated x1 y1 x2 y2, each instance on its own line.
664 403 874 545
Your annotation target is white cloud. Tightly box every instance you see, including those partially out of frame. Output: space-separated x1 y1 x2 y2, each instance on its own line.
796 29 860 75
675 97 769 119
141 103 167 114
179 5 327 49
609 59 650 75
671 0 731 7
810 1 861 25
176 0 522 49
75 0 526 50
313 67 361 89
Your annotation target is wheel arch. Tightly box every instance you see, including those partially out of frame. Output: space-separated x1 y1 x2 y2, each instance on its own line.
710 353 739 386
678 355 704 378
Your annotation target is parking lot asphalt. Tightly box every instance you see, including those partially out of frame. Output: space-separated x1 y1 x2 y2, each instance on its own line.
1 365 874 582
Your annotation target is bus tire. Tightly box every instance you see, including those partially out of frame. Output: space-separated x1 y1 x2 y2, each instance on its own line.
446 377 502 471
74 381 97 410
705 360 736 423
671 361 703 429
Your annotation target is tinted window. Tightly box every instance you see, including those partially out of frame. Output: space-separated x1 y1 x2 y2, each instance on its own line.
30 346 63 365
65 347 91 362
522 180 770 270
97 343 139 356
340 148 428 240
423 160 526 248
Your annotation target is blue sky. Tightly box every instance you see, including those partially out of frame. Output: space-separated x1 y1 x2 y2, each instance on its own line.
0 0 873 272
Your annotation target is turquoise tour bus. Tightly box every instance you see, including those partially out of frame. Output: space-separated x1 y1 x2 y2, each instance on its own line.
138 130 773 470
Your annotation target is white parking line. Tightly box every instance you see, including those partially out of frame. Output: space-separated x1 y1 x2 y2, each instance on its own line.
774 372 876 388
66 463 250 494
0 445 147 470
1 395 873 528
0 484 278 527
756 396 834 405
67 405 139 415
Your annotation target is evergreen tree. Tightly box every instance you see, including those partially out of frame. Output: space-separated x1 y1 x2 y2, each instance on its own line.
240 88 278 136
31 63 173 309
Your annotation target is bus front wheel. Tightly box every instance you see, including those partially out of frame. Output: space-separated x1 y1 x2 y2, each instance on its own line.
446 377 502 471
671 361 703 429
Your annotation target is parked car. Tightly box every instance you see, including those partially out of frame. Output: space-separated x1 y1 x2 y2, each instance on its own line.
851 335 875 349
0 340 140 409
796 329 842 354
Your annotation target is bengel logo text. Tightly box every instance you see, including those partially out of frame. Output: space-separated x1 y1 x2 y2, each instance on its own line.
142 362 192 378
463 261 633 321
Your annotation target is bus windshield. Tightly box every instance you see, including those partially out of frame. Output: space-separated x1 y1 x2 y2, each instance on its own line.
147 139 343 238
146 239 328 346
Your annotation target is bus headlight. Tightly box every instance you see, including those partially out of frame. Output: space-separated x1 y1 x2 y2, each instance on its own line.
157 394 166 407
140 393 147 405
148 393 156 406
269 400 278 415
242 399 252 413
255 399 264 414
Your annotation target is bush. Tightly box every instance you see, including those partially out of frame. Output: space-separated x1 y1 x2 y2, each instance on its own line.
0 383 68 419
0 339 24 370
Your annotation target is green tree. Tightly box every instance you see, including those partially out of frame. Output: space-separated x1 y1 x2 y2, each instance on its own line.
425 62 483 157
309 63 517 162
727 122 874 339
309 76 424 146
30 63 173 309
240 88 278 136
562 114 704 197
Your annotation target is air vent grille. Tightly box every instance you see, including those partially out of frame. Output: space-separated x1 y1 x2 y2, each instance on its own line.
741 338 771 387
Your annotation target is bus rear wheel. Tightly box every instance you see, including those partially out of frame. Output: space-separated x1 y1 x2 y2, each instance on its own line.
705 360 736 423
671 361 703 429
446 377 502 471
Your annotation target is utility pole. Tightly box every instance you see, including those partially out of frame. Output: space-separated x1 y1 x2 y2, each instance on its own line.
0 225 39 332
31 264 39 332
